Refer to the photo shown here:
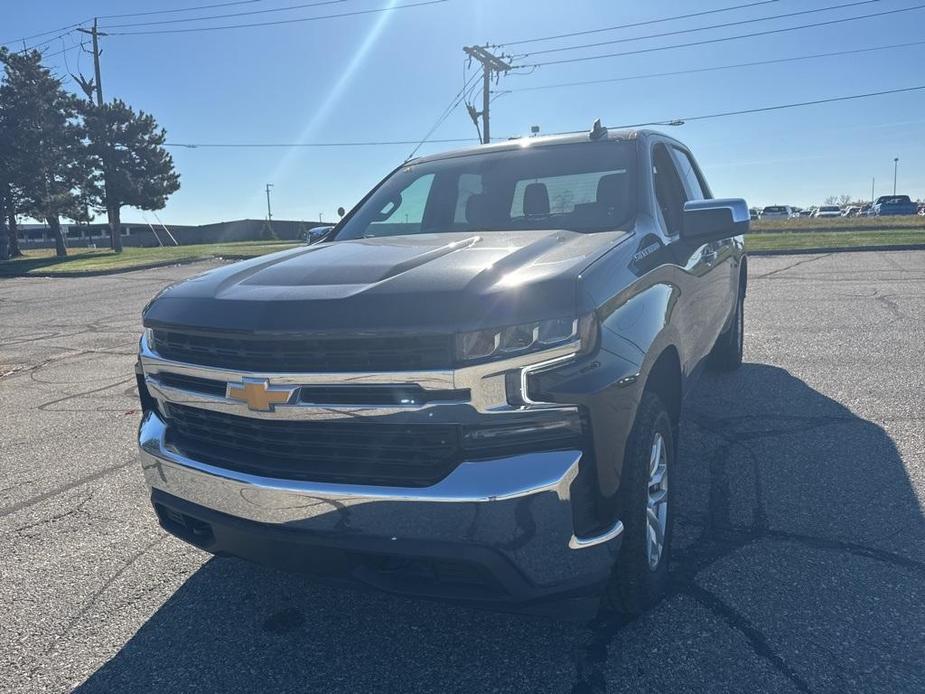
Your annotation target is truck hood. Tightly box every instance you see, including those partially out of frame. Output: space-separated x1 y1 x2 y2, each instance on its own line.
143 230 629 334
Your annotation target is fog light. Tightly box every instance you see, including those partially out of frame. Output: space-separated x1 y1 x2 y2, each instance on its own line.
462 414 583 457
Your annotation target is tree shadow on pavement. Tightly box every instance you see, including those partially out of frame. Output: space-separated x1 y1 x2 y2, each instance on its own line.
76 364 924 694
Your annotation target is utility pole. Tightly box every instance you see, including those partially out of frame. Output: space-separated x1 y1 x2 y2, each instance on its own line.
463 45 512 144
893 158 899 195
76 19 106 107
76 19 121 251
265 184 274 224
871 177 875 204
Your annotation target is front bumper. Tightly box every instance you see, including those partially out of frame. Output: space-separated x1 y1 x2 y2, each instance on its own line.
139 411 622 604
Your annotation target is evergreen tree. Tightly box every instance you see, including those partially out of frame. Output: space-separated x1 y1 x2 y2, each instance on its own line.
0 50 91 257
83 99 180 252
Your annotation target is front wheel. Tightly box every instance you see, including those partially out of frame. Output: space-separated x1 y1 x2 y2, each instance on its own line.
709 287 744 371
607 392 675 615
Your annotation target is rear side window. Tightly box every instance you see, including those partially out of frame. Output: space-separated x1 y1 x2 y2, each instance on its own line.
652 143 687 235
453 173 483 224
509 169 628 218
670 147 709 201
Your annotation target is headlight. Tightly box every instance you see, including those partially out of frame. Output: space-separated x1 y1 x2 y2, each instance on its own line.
455 313 597 363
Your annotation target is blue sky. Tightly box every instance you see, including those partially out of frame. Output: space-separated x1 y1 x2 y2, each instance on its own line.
4 0 925 224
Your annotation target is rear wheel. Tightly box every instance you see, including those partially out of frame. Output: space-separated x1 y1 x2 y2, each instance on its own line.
607 392 675 614
709 286 744 371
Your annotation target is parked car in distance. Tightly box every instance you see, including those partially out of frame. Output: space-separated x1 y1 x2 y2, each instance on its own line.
760 205 794 220
135 126 749 618
860 204 873 216
842 206 860 217
799 208 814 217
872 195 918 216
918 204 925 216
813 205 842 218
749 208 760 221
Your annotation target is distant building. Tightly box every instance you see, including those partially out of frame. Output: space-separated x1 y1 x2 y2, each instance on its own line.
15 219 325 249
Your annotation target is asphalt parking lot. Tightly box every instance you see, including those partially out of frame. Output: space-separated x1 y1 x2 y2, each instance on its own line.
1 250 923 693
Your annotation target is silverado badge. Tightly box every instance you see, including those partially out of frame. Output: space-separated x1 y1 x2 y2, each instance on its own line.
226 378 297 412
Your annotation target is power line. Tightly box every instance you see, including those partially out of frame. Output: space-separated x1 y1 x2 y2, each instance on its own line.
605 85 925 129
102 0 449 36
406 69 482 160
497 0 780 47
164 137 478 148
101 0 350 29
9 27 81 55
500 39 925 93
163 84 925 150
98 0 267 20
25 41 80 60
521 0 879 58
520 2 925 68
1 21 89 48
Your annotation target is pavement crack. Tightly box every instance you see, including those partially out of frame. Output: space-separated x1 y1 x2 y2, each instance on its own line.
36 376 135 411
57 535 168 641
14 490 95 534
570 610 636 694
758 528 925 573
873 293 905 321
682 583 812 693
0 459 133 518
752 253 832 280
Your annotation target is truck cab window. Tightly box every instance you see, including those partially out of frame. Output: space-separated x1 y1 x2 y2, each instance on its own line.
670 146 709 201
453 173 483 225
364 173 435 237
652 144 687 235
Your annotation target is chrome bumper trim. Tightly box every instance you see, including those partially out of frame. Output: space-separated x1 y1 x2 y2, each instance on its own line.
139 412 621 587
569 520 625 549
138 334 579 416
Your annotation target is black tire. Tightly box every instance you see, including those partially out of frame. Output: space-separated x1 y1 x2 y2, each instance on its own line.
709 285 744 371
607 392 676 615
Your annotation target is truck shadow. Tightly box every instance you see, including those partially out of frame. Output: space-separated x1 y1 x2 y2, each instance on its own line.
76 363 923 693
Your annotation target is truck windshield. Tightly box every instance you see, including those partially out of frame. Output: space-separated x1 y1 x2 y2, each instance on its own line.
335 140 637 239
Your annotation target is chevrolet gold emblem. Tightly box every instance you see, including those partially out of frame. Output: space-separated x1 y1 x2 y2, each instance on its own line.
226 378 297 412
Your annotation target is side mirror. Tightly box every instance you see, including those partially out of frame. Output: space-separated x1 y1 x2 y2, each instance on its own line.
681 198 749 243
305 225 334 245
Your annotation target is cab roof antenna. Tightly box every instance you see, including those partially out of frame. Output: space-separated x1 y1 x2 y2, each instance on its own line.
589 118 608 141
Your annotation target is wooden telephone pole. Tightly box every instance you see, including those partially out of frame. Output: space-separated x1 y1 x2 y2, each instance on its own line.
76 19 106 107
76 19 123 251
462 46 512 144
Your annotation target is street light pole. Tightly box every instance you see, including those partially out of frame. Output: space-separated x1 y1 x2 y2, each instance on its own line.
893 158 899 195
265 183 274 224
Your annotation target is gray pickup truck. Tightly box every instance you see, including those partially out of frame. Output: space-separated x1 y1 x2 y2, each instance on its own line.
136 125 748 616
871 195 918 216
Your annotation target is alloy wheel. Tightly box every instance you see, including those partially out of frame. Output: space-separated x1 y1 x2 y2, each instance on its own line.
646 432 669 569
